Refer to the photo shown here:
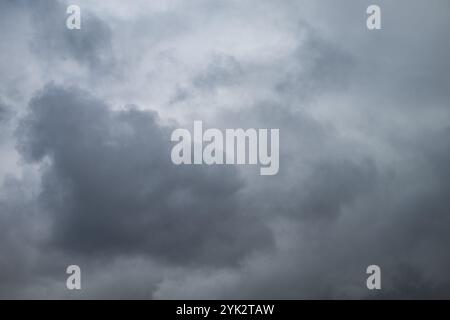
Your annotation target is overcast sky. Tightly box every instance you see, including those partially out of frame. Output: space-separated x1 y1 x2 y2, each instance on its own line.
1 0 450 299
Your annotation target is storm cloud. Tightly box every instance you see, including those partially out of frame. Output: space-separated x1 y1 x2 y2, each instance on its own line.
0 0 450 299
16 85 272 266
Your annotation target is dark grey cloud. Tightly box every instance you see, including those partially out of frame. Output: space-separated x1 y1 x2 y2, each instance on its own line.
1 0 450 299
190 102 450 298
16 85 272 267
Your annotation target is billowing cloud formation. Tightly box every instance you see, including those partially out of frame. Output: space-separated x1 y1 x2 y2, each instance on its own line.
0 0 450 299
17 85 272 266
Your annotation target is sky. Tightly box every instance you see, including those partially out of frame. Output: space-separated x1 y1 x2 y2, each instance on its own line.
0 0 450 299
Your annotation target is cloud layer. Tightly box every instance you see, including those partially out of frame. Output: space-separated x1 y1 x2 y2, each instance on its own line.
0 0 450 298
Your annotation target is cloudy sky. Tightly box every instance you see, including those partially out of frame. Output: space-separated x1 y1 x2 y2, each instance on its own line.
0 0 450 299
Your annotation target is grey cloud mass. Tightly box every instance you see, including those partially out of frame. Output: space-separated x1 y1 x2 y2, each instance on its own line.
17 85 272 266
0 0 450 299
